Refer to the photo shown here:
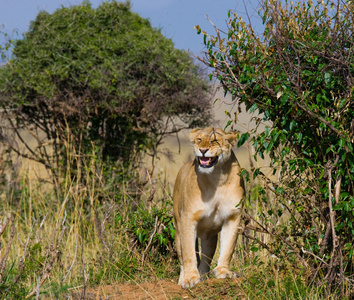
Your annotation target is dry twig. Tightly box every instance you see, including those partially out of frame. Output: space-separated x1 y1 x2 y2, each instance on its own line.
0 216 15 282
141 215 159 265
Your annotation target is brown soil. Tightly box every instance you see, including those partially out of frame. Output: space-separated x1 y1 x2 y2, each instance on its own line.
69 278 245 299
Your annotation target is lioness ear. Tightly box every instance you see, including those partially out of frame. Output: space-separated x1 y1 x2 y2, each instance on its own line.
225 131 239 146
189 128 202 143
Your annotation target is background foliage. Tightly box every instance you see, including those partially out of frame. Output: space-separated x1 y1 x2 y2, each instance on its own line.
198 0 354 296
0 0 210 174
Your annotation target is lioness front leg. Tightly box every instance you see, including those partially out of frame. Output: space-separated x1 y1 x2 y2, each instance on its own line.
178 221 200 288
213 214 242 279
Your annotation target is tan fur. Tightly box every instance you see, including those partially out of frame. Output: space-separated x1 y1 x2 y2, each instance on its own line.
173 127 245 288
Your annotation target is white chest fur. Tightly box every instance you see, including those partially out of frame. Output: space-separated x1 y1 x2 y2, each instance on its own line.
195 186 242 239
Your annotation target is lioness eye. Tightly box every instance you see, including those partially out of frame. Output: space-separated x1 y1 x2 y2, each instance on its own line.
197 138 202 142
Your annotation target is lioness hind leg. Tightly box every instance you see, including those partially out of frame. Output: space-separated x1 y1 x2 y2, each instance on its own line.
198 234 218 277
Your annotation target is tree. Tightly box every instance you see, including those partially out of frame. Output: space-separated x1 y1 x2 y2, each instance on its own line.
0 1 210 175
198 0 354 295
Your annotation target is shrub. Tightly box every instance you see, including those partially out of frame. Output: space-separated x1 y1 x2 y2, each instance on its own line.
198 0 354 295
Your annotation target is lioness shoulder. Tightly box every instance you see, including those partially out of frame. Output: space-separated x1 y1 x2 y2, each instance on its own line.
173 127 244 289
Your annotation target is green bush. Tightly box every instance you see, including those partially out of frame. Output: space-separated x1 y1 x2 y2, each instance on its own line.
0 0 210 173
198 0 354 295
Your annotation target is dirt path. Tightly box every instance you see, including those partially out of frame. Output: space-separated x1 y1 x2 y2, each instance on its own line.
70 278 245 299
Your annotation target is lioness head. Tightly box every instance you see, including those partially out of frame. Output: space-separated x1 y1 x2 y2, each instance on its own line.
189 127 238 173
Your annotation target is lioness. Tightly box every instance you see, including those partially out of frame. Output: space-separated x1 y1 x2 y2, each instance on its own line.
173 127 244 288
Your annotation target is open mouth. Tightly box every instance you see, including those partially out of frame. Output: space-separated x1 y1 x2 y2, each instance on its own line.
198 156 218 168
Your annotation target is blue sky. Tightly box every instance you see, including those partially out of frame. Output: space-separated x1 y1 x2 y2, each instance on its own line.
0 0 263 56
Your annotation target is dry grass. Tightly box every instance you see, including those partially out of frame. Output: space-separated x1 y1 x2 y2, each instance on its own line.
0 145 351 299
0 144 179 298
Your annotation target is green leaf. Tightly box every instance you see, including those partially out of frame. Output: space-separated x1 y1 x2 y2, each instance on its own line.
258 151 264 160
228 30 233 39
238 132 250 147
263 110 270 121
324 72 331 84
304 158 313 166
253 168 260 179
264 126 270 137
249 103 258 113
302 70 313 76
224 120 232 130
138 232 143 243
289 120 296 131
241 169 249 177
196 25 201 34
338 138 344 148
275 187 284 195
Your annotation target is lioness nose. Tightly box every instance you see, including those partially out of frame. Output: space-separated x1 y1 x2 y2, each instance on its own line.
200 148 209 155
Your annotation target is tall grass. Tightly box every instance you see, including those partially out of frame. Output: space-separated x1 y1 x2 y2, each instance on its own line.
0 143 352 299
0 141 177 298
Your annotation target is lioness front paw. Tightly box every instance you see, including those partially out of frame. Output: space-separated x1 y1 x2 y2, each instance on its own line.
179 272 200 289
213 267 239 279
